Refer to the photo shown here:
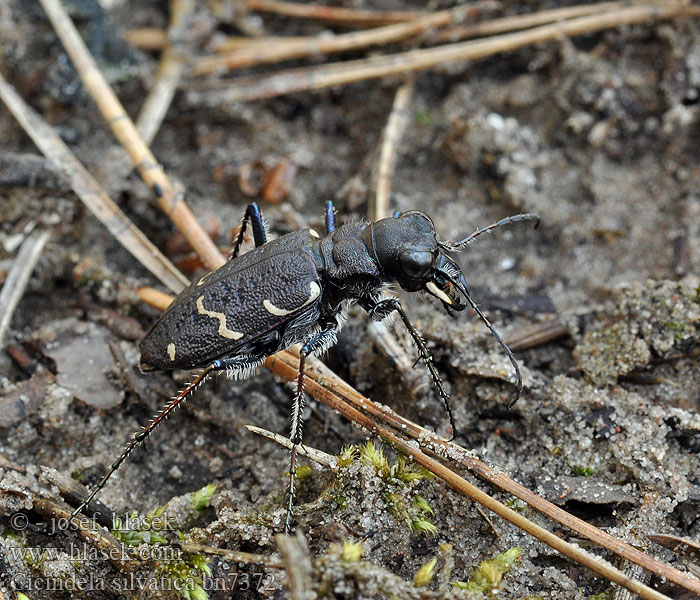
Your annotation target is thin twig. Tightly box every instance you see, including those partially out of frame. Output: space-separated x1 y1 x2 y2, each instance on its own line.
0 72 189 293
371 76 414 221
138 285 178 308
33 499 139 572
0 229 49 347
504 319 569 352
194 1 626 76
245 425 337 469
193 4 484 75
38 0 224 272
132 287 699 597
135 0 193 146
97 0 195 193
122 28 168 50
174 542 284 569
366 76 436 429
276 531 313 600
244 0 424 26
431 0 637 43
187 3 699 103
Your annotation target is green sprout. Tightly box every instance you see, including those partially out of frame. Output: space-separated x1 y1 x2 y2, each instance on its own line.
191 483 217 512
341 540 363 563
413 557 438 587
452 547 521 594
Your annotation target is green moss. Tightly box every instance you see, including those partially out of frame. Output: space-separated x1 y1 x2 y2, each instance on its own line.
360 441 389 475
410 517 438 536
413 495 433 515
413 557 437 587
112 504 168 546
337 442 439 535
572 465 596 477
190 483 217 512
337 445 360 467
341 540 363 562
414 111 435 126
452 547 521 594
155 549 212 600
295 465 313 482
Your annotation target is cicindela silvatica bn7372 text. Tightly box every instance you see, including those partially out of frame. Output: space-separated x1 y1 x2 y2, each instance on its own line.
71 201 538 533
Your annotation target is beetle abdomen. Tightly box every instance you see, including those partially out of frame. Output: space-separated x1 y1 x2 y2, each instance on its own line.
140 232 322 371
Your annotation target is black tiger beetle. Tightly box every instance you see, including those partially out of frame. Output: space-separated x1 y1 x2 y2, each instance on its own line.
71 201 538 533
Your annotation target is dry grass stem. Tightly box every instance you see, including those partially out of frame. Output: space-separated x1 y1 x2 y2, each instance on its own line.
194 1 627 76
194 5 483 75
244 0 424 26
33 499 139 572
138 285 179 307
188 3 699 104
38 0 224 271
275 531 313 600
175 542 284 569
371 76 415 221
504 319 569 352
245 425 337 468
0 229 49 347
122 28 168 50
99 0 194 186
135 0 193 146
0 72 189 293
432 0 635 43
300 358 700 596
365 75 435 424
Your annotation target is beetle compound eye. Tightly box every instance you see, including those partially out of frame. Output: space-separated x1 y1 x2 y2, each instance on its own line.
399 249 433 279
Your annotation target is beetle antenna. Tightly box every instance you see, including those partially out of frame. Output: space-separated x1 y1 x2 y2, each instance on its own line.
437 268 523 405
68 366 214 522
441 213 539 252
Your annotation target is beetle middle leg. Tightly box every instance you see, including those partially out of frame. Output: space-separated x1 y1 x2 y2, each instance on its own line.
285 324 338 534
232 202 267 258
360 296 457 439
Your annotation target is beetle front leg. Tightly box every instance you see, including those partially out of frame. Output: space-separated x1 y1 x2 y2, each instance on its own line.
285 325 338 534
360 297 457 439
324 200 336 233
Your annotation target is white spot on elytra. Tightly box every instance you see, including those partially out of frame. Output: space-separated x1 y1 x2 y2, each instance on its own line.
167 343 176 361
263 281 321 316
196 296 244 340
197 271 212 286
309 229 320 238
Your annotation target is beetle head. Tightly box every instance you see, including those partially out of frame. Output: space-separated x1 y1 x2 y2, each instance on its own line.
363 211 468 310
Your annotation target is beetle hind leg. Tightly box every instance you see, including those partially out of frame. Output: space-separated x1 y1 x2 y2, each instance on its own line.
69 354 263 522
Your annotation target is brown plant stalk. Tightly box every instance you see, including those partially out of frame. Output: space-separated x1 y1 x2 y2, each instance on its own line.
188 3 699 104
37 0 224 272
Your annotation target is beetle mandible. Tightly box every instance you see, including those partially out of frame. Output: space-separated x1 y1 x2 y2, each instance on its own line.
71 201 538 533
